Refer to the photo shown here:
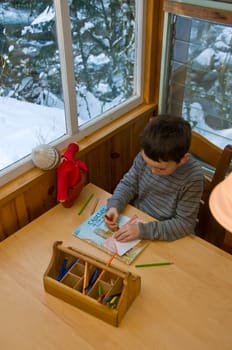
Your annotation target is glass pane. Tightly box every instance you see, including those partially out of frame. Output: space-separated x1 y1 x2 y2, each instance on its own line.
69 0 136 125
167 0 232 4
168 15 232 149
0 1 66 171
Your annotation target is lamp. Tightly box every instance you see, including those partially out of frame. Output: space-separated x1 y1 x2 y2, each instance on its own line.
209 172 232 232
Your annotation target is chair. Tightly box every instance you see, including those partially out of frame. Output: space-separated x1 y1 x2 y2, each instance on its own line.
190 130 232 249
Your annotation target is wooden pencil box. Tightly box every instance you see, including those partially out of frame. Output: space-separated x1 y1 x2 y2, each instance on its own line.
43 241 141 326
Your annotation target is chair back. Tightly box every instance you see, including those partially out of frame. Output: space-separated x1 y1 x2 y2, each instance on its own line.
190 131 232 248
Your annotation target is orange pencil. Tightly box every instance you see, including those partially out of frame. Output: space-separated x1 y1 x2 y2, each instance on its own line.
106 253 117 266
90 253 116 291
83 261 88 294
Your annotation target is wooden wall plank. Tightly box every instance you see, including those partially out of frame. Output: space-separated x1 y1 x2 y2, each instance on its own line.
0 202 18 238
130 114 151 160
84 140 112 192
0 221 6 241
110 125 132 192
15 194 29 228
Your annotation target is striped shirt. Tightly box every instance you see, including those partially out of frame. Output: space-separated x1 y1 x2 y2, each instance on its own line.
107 152 204 241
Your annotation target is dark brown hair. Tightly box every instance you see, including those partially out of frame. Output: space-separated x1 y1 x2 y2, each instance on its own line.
140 114 191 163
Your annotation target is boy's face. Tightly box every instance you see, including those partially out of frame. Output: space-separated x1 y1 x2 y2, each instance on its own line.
142 151 188 176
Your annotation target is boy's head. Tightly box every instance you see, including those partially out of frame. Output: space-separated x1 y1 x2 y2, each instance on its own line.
140 115 191 176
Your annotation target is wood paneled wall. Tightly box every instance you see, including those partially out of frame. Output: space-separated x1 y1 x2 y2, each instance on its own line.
0 105 155 241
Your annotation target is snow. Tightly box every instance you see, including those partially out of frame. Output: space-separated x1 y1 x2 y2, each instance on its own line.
31 6 55 25
0 97 66 169
80 22 94 34
0 96 232 172
186 102 232 148
0 4 30 25
87 53 110 66
192 48 215 69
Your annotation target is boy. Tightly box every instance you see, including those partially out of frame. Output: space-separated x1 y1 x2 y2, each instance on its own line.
104 115 204 241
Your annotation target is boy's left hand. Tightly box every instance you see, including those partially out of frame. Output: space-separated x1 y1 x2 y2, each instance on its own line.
113 224 139 242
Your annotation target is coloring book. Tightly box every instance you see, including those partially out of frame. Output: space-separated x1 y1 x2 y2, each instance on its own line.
73 205 149 264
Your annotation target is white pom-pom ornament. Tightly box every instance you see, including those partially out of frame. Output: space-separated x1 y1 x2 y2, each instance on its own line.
31 144 60 170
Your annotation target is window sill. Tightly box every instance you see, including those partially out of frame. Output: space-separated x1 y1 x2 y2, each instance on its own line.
0 103 156 203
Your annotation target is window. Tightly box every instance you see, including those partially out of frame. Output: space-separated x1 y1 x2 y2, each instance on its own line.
0 0 144 184
160 0 232 149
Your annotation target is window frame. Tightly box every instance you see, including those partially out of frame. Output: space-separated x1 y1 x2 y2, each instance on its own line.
158 0 232 113
159 0 232 123
0 0 148 186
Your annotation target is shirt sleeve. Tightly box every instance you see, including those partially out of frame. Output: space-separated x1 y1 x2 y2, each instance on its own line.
107 153 141 213
138 177 203 241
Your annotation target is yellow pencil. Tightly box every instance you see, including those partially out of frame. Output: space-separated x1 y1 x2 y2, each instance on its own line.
91 197 99 214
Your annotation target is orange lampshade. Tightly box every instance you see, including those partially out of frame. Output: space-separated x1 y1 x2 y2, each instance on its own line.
209 172 232 232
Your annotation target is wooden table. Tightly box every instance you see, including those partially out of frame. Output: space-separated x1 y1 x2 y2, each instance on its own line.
0 183 232 350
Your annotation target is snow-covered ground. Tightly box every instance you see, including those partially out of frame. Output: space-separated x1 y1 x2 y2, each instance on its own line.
187 102 232 148
0 97 66 169
0 97 232 171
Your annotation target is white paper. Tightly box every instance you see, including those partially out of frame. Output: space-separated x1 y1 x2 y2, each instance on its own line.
103 236 141 256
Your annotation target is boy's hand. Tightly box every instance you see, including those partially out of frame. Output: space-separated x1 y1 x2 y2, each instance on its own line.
104 208 119 231
113 224 139 242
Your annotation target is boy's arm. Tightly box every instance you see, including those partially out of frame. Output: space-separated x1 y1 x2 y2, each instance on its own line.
138 179 203 241
107 153 142 213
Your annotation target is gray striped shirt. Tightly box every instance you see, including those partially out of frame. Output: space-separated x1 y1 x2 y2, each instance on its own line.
107 152 204 241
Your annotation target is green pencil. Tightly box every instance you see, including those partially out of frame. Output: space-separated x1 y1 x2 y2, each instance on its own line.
135 262 173 268
78 193 94 215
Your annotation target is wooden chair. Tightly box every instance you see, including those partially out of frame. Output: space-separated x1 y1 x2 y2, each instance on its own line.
190 131 232 249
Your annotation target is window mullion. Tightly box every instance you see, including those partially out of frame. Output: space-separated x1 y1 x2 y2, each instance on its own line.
159 13 176 114
54 0 78 134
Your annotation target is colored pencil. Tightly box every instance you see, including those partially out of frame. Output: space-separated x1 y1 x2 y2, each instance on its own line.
135 262 173 268
91 197 99 214
78 193 94 215
90 253 116 291
106 253 117 266
83 261 88 293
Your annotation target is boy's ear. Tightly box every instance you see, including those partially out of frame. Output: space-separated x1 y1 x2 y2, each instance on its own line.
180 153 190 165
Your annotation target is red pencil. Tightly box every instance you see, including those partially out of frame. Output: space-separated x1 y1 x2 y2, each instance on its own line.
104 214 119 230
